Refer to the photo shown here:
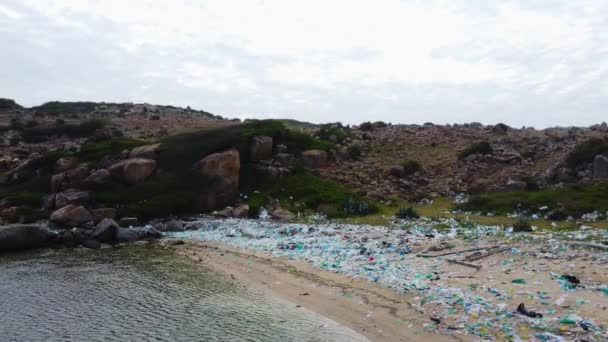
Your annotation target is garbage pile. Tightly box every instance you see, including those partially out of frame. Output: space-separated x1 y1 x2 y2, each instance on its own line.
167 219 608 341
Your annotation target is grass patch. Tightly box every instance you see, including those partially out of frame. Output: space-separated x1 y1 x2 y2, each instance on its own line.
0 191 45 207
456 182 608 219
78 138 146 163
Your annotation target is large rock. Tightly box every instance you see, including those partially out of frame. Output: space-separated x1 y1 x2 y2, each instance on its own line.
164 220 185 232
84 169 111 187
274 153 295 166
232 204 250 219
594 155 608 179
115 228 139 242
91 218 119 242
250 136 273 161
505 179 527 192
302 150 328 168
271 208 295 221
129 144 160 159
55 190 90 209
91 208 116 224
197 149 240 211
55 157 78 172
50 205 93 227
109 158 156 184
0 225 54 253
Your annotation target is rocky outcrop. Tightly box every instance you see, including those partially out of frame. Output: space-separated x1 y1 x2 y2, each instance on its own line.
50 205 92 227
302 150 328 168
51 165 90 192
91 218 119 242
505 179 527 192
0 225 54 253
250 136 273 161
55 157 78 172
594 155 608 179
109 158 156 184
84 169 111 187
129 144 160 159
91 208 116 223
197 149 240 211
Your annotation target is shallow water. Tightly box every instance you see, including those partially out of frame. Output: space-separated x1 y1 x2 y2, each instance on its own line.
0 244 366 342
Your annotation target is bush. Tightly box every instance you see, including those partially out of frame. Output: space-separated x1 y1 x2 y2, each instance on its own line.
317 125 350 143
395 207 419 219
373 121 387 128
347 145 363 160
512 219 532 232
31 101 97 116
359 122 374 131
343 197 377 215
0 191 45 207
459 141 493 159
21 119 106 142
0 98 22 110
492 123 509 134
566 138 608 168
401 160 422 176
78 138 146 163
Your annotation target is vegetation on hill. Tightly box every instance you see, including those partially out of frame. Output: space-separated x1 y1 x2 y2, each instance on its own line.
0 98 22 110
401 159 422 176
456 181 608 219
31 101 99 116
19 119 107 142
566 138 608 168
459 141 493 159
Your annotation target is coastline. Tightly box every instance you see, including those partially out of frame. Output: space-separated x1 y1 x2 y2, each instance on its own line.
168 240 460 342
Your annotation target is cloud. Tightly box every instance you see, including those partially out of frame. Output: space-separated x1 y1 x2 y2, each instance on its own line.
0 0 607 127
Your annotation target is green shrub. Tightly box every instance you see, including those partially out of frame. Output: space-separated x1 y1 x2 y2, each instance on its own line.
359 122 374 131
31 101 97 116
395 207 419 219
343 197 377 215
492 123 509 134
459 141 493 159
566 138 608 168
347 145 363 160
246 192 269 218
317 125 350 143
0 191 45 207
401 160 422 176
78 138 146 163
0 98 22 110
21 119 106 142
512 219 532 232
373 121 388 128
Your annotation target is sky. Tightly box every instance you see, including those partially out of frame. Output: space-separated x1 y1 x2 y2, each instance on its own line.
0 0 607 127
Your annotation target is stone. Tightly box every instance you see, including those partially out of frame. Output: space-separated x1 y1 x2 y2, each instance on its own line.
91 218 119 242
129 144 160 159
55 190 90 209
390 165 405 178
42 194 56 211
594 155 608 179
118 217 140 227
138 226 162 239
232 204 250 219
271 208 295 221
115 228 139 242
81 239 101 249
254 165 279 179
164 220 185 232
0 206 19 223
51 173 66 193
109 158 156 184
0 225 54 253
55 157 78 172
50 205 93 227
91 208 116 224
216 206 234 218
250 136 273 161
505 180 527 192
197 149 240 211
301 150 328 168
84 169 111 187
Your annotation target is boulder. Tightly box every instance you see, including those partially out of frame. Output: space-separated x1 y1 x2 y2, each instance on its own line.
164 220 185 232
129 144 160 159
81 239 101 249
84 169 111 187
505 180 527 192
216 206 234 218
271 208 295 221
115 228 139 242
197 149 240 211
91 218 119 242
232 204 250 219
109 158 156 184
42 194 56 211
91 208 116 224
250 136 273 161
118 217 140 227
50 205 92 227
0 225 54 253
390 165 405 178
51 166 90 192
274 153 295 166
55 157 78 172
301 150 327 168
0 206 19 223
594 155 608 179
55 190 90 209
254 165 280 179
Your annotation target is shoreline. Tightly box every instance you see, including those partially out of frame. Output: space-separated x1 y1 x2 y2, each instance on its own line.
169 240 460 342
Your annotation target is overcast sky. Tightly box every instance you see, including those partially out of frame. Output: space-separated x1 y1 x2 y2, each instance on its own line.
1 1 607 127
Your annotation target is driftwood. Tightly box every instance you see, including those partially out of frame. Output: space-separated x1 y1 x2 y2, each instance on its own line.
446 259 482 270
565 241 608 251
464 247 511 262
417 245 498 258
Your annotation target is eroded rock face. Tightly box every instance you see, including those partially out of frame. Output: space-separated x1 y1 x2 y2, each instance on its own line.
0 225 54 253
250 136 273 161
197 149 240 211
109 158 156 184
50 205 92 227
594 155 608 179
129 144 160 159
302 150 328 168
